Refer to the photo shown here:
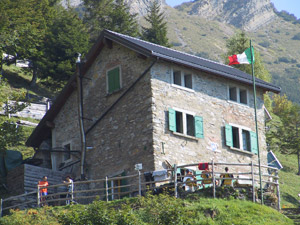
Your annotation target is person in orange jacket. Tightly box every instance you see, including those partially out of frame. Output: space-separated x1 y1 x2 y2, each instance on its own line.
38 176 49 206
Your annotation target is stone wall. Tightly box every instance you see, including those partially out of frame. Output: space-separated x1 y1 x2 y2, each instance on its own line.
51 87 81 173
150 62 267 175
52 43 156 180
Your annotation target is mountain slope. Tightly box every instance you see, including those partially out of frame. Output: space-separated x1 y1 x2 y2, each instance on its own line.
175 0 276 31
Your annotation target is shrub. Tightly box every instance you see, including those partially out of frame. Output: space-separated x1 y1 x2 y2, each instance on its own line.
278 57 290 63
259 41 271 48
171 42 182 47
196 52 209 59
292 33 300 40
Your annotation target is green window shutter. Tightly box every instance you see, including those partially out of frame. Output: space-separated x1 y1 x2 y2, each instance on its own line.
194 116 204 138
168 108 176 132
108 67 120 93
225 124 233 147
250 131 258 154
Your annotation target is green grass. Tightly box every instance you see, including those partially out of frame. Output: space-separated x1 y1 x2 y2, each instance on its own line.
0 195 293 225
274 151 300 208
2 64 58 99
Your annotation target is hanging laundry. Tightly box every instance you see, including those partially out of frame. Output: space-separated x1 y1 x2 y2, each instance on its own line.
198 163 208 170
152 170 168 181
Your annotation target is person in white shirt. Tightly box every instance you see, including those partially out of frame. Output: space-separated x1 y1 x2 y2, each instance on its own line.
183 170 197 192
63 176 73 205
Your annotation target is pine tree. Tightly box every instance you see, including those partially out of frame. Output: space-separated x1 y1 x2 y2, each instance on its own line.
142 1 170 47
37 6 90 88
83 0 139 42
107 0 139 37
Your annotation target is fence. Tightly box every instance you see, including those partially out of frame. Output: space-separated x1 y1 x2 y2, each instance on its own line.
0 161 280 216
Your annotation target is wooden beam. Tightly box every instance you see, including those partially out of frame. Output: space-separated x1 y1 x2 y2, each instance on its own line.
137 53 147 60
45 121 55 128
104 38 113 49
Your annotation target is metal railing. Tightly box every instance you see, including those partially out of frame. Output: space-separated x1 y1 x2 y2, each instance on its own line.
0 160 280 216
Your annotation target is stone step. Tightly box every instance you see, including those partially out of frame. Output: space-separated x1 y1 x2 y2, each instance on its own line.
281 208 300 224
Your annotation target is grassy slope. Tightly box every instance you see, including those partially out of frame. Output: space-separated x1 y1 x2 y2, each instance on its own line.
275 151 300 208
0 195 293 225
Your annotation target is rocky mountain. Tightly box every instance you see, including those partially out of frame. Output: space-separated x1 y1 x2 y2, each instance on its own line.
176 0 276 31
64 0 275 31
61 0 166 16
61 0 82 8
126 0 166 16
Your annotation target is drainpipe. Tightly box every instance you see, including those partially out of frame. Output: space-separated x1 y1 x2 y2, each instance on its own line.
76 54 87 180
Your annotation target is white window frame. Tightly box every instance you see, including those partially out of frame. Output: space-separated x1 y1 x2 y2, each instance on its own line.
229 123 252 152
171 68 194 92
106 65 122 94
62 141 72 163
228 86 249 105
172 107 196 137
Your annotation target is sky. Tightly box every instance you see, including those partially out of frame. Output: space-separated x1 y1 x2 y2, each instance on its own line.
165 0 300 19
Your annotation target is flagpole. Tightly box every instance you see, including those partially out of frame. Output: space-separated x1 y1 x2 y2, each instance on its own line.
250 40 263 205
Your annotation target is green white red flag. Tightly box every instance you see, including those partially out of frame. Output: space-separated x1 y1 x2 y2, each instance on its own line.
228 47 254 65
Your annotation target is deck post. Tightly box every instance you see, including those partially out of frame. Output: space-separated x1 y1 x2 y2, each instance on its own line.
251 161 255 202
138 170 142 196
174 164 178 198
37 185 40 207
275 170 281 211
71 181 74 204
105 176 109 202
0 198 3 217
212 160 215 198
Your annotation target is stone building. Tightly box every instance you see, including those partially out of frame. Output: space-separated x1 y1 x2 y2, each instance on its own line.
26 30 280 186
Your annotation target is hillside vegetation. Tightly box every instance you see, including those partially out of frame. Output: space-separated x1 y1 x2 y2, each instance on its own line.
0 194 293 225
1 64 55 159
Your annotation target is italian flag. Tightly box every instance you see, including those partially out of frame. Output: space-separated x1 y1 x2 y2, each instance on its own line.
228 47 254 65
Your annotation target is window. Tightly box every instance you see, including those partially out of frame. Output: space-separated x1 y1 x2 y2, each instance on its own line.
107 66 121 93
63 143 71 161
168 108 203 138
225 124 258 154
172 69 193 89
228 86 248 105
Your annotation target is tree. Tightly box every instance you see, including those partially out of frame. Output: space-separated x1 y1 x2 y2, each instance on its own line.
0 0 55 86
225 31 271 82
0 1 90 89
37 6 90 88
266 95 300 175
83 0 139 42
142 1 171 47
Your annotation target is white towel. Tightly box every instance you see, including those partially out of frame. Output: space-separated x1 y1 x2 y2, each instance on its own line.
152 170 168 181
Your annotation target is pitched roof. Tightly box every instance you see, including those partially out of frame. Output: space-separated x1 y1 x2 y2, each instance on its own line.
104 30 280 93
26 29 280 148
